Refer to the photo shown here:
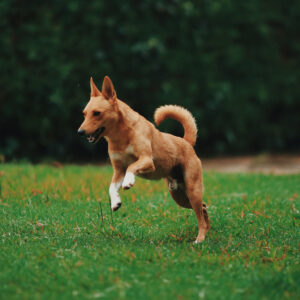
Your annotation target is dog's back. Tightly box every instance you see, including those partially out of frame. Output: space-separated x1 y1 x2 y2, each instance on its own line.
130 105 199 180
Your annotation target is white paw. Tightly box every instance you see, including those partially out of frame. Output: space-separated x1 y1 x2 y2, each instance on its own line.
111 202 122 211
109 182 122 212
193 240 203 245
193 234 205 244
122 172 135 190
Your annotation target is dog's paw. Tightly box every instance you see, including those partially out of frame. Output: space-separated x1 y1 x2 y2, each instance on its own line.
122 172 135 190
111 202 122 211
193 237 205 244
193 240 203 245
193 229 206 244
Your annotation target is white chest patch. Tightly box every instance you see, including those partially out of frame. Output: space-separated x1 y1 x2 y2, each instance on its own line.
125 144 134 155
110 145 135 164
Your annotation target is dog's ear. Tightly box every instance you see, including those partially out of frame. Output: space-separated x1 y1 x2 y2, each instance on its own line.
90 77 101 97
102 76 117 101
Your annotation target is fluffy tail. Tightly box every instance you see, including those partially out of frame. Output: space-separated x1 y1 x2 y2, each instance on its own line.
154 105 197 146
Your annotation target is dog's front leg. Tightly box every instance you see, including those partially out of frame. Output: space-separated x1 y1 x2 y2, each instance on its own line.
109 162 125 211
109 180 123 211
122 155 155 190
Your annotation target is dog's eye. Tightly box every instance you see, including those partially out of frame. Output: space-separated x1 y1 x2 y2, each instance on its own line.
93 111 101 117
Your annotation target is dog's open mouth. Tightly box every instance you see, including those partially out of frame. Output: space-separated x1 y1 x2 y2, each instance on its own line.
87 127 105 143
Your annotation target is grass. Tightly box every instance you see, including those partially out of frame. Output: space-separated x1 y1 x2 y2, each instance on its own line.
0 164 299 300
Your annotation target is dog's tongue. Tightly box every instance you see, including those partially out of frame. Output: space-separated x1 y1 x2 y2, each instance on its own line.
87 136 95 143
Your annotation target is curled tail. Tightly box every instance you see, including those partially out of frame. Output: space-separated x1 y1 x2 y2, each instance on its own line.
154 105 197 146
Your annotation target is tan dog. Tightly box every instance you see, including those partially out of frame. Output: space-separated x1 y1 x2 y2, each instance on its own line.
78 76 210 243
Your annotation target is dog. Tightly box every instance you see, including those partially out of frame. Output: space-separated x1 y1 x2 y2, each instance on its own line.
78 76 210 243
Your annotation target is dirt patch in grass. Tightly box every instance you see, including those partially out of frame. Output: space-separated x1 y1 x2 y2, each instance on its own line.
202 154 300 174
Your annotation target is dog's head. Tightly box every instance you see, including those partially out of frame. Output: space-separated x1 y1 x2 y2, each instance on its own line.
78 76 120 144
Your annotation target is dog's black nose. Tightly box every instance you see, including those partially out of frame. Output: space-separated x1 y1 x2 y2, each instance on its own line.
78 129 85 136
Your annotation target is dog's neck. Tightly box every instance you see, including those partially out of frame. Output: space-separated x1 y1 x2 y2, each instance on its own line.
105 99 139 146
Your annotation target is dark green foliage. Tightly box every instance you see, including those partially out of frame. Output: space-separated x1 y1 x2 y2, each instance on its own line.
0 0 299 161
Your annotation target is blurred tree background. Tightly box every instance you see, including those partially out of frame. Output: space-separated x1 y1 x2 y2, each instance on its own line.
0 0 299 162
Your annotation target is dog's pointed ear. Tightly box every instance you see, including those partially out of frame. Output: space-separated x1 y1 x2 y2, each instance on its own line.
90 77 101 97
102 76 117 101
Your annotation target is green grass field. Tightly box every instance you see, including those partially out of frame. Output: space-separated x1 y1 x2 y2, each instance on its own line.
0 164 299 300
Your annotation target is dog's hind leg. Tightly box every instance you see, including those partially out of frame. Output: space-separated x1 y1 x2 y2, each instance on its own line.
166 179 210 226
165 179 192 208
184 159 209 243
202 203 210 231
165 179 210 224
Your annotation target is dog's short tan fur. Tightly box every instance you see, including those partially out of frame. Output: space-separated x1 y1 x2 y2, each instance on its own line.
78 76 210 243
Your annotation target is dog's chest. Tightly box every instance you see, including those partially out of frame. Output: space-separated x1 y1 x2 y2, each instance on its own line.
109 145 136 166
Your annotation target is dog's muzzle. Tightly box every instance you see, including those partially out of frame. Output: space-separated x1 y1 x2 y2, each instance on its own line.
86 127 105 143
78 127 105 144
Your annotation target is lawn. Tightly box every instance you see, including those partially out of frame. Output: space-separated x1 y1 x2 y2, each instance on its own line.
0 164 299 300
